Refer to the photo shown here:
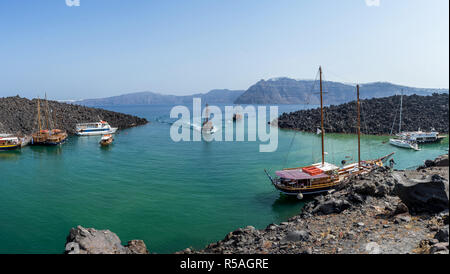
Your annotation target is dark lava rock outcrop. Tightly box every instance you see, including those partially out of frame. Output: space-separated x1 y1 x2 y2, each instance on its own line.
277 93 449 135
65 226 149 254
0 96 148 135
393 173 449 214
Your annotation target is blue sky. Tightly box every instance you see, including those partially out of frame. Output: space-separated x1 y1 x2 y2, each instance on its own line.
0 0 448 100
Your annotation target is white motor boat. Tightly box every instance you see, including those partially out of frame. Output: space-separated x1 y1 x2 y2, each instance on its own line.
75 121 118 136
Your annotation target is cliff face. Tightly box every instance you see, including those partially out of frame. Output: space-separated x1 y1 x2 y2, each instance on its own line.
277 93 449 134
234 78 449 105
0 96 148 135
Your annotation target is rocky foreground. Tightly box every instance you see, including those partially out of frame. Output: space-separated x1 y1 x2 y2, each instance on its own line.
277 93 449 135
64 155 449 255
0 96 148 135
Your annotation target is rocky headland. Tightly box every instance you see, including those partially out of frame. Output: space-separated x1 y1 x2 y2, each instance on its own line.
277 93 449 135
65 155 449 255
0 96 148 135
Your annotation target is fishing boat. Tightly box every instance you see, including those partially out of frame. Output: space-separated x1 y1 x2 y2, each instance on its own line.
264 67 394 199
202 104 218 134
388 91 420 151
75 121 118 136
30 95 68 146
99 134 114 146
0 136 22 151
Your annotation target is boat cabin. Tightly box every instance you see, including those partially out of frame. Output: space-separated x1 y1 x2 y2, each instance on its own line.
276 162 339 189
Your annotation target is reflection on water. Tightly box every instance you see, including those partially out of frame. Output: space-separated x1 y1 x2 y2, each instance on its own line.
0 150 21 161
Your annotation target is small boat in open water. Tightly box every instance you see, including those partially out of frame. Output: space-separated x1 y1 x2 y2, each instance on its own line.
388 91 421 151
202 104 218 134
0 136 22 151
265 67 394 199
99 134 114 146
76 121 118 136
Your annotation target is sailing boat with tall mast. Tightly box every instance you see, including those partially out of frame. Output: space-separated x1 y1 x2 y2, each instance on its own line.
264 67 394 198
31 94 68 146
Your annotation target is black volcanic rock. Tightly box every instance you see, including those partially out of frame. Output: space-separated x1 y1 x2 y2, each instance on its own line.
393 174 449 214
277 93 449 135
234 78 448 105
65 226 149 254
0 96 148 135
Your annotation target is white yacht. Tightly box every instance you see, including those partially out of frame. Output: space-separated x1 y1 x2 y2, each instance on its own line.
389 138 420 151
75 121 118 136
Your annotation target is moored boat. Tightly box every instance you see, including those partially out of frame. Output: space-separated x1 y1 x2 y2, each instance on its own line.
30 95 68 146
0 136 22 151
389 138 420 151
99 134 114 146
202 104 218 134
76 121 118 136
265 67 394 198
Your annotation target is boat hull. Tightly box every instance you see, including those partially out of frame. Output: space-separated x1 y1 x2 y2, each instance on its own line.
76 128 118 136
0 144 21 151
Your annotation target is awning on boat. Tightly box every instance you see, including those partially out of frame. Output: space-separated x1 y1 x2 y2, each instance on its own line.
275 169 329 180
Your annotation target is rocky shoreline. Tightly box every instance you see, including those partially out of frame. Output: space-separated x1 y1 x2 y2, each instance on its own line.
277 93 449 135
64 155 449 255
0 96 148 135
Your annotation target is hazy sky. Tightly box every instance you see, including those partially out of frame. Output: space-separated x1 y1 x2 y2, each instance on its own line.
0 0 448 100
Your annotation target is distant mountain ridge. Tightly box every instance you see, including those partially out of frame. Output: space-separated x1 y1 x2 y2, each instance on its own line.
77 89 245 106
234 78 449 105
76 78 448 106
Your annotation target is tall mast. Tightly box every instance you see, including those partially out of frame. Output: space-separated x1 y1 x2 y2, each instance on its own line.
45 93 50 130
37 97 41 133
319 66 325 165
398 90 403 133
357 84 361 168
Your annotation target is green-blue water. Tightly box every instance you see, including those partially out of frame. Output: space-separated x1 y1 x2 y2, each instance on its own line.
0 104 448 254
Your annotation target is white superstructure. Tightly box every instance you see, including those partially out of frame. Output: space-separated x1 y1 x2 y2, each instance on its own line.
389 138 420 151
397 129 442 143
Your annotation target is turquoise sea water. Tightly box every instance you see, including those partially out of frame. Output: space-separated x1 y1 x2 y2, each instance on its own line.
0 104 448 254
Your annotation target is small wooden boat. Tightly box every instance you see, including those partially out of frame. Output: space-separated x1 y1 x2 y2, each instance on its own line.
30 95 68 146
0 136 22 151
100 134 114 146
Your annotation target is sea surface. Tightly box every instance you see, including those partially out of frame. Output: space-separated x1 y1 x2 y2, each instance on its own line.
0 104 448 254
